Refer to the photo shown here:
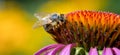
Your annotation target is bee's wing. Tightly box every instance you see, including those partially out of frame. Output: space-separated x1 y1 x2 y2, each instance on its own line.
33 20 42 29
34 12 51 20
33 13 52 29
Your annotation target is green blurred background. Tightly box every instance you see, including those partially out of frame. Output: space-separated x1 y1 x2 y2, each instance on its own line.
0 0 120 55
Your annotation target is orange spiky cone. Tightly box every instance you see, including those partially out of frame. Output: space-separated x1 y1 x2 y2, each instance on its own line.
48 10 120 50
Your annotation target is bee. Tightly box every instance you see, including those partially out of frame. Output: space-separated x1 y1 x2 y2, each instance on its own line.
33 12 66 33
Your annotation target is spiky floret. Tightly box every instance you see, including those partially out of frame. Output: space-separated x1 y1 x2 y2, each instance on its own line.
48 10 120 50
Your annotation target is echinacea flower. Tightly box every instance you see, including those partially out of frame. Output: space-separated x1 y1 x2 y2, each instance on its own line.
34 10 120 55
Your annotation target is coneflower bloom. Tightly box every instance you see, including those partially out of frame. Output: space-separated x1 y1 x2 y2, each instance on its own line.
34 10 120 55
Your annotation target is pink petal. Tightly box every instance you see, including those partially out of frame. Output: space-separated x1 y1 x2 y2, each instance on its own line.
112 47 120 55
44 51 49 55
59 44 75 55
89 47 98 55
102 48 113 55
34 44 64 55
47 45 65 55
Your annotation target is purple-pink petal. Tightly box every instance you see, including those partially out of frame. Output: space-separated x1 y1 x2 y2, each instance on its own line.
102 48 113 55
112 47 120 55
59 44 75 55
44 51 49 55
47 45 65 55
89 47 98 55
34 44 64 55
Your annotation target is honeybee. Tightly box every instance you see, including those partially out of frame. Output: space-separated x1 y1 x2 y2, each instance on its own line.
33 12 65 32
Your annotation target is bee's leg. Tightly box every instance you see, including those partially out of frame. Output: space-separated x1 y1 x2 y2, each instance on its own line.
43 24 55 34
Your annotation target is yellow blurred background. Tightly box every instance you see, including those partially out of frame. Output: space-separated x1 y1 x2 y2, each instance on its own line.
0 0 120 55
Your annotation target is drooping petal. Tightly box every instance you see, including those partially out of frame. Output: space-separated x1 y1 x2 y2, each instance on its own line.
59 44 75 55
112 47 120 55
88 47 98 55
102 48 113 55
34 44 64 55
44 51 49 55
47 45 65 55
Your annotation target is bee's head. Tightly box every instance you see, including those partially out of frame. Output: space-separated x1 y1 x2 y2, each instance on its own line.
34 13 66 33
43 13 65 33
